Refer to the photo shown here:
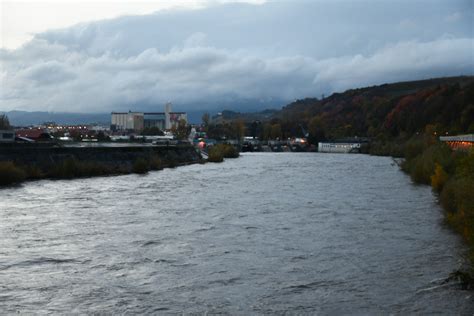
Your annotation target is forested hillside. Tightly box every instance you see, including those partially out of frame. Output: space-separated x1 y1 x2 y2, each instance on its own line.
269 76 474 144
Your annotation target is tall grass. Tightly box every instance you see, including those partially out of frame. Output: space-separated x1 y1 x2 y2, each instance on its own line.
48 158 111 179
0 162 26 186
0 151 182 187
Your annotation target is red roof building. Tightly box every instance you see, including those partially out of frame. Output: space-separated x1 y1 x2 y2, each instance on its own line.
15 128 52 141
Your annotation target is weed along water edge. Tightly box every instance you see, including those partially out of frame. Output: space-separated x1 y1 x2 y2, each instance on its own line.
0 153 472 313
0 143 202 186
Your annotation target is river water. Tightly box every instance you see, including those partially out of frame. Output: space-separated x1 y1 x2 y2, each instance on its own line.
0 153 472 314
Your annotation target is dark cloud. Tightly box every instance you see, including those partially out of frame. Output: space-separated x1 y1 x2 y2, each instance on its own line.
1 0 473 113
21 61 77 85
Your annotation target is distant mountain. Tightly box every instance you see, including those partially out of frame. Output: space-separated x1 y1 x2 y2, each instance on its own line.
2 111 111 127
1 97 286 126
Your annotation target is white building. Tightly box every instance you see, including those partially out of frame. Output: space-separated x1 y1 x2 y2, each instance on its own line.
111 112 144 132
111 103 187 132
0 130 15 142
165 102 187 130
318 142 361 153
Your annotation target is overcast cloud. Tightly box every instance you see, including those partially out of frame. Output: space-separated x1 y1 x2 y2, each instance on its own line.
0 0 473 113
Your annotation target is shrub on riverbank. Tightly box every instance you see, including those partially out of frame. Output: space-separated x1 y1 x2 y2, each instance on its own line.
401 142 452 184
133 158 150 174
21 165 44 179
369 140 404 157
0 162 26 186
48 158 111 179
208 146 224 162
218 144 239 158
207 144 239 163
0 156 170 184
403 139 474 282
149 156 162 170
441 150 474 240
132 155 163 173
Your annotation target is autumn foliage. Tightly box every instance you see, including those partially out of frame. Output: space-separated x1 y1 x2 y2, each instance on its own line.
266 76 474 145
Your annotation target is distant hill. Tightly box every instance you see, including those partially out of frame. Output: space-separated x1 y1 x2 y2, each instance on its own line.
1 109 270 126
1 111 111 127
253 76 474 142
1 96 286 126
3 76 472 130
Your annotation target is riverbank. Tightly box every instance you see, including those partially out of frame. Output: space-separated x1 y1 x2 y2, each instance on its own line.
378 134 474 288
0 143 202 186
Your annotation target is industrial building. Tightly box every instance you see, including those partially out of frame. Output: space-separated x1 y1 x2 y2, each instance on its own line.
111 103 187 132
143 112 166 130
111 112 144 132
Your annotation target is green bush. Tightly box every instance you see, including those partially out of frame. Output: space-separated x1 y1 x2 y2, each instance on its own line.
81 161 110 177
218 144 239 158
455 149 474 178
431 163 449 193
206 144 239 162
369 141 404 157
21 165 44 179
207 146 224 163
442 177 474 252
402 142 453 184
52 158 76 178
440 178 457 213
0 162 26 186
404 137 427 160
149 156 162 170
404 142 474 279
49 158 110 178
132 158 149 174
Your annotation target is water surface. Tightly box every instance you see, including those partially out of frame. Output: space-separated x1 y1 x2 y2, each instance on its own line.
0 153 472 314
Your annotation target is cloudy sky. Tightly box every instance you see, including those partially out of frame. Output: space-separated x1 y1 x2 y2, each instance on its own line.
0 0 473 113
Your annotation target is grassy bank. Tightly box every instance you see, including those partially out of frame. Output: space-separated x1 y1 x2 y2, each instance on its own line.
399 134 474 288
0 154 199 187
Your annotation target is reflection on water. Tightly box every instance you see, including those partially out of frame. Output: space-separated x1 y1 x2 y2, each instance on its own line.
0 153 472 314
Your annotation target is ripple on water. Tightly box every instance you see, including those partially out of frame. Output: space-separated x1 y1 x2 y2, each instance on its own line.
0 153 472 314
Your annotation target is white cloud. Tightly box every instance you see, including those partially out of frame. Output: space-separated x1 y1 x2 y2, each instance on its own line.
1 35 472 113
313 38 474 91
0 0 265 49
21 60 77 85
398 19 417 29
444 12 462 23
0 1 472 113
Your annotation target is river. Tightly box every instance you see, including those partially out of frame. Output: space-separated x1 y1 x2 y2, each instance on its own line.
0 153 472 314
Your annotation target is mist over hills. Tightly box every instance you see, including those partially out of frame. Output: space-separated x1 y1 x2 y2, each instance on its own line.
2 98 285 126
4 76 471 128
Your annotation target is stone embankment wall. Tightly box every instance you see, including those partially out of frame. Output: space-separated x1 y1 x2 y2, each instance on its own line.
0 144 201 169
